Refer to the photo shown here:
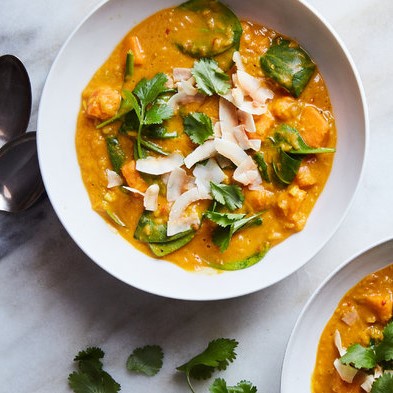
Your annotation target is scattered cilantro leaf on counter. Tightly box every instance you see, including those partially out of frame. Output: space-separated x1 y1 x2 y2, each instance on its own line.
340 343 376 370
210 183 244 211
177 338 238 393
68 347 121 393
192 58 230 96
126 345 164 376
206 212 263 252
371 373 393 393
183 112 214 145
209 378 258 393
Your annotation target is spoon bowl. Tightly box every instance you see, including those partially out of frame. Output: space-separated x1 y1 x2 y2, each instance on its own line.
0 55 32 149
0 132 44 213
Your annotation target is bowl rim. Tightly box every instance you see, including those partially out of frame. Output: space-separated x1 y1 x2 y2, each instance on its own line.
37 0 369 300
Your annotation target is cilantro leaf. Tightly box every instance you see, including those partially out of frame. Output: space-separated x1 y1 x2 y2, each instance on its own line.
206 212 263 252
375 321 393 362
192 58 230 96
210 378 258 393
68 347 120 393
204 211 246 227
126 345 164 376
371 373 393 393
340 343 376 370
133 73 169 108
144 102 173 125
210 183 244 211
177 338 238 393
183 112 214 145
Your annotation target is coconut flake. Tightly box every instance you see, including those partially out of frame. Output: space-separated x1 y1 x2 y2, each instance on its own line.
123 186 145 196
233 155 262 187
105 169 123 188
333 358 358 384
219 97 238 143
233 51 245 71
193 158 226 194
214 138 248 167
144 184 160 211
136 153 184 175
184 140 217 169
166 167 195 202
233 125 261 151
173 67 192 82
334 330 347 357
167 187 212 236
237 109 256 133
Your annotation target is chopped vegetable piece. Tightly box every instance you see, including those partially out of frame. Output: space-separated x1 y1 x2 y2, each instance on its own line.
260 38 316 97
124 50 134 81
106 209 126 227
128 35 145 65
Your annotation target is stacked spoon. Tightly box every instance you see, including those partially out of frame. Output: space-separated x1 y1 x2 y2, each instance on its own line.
0 55 44 213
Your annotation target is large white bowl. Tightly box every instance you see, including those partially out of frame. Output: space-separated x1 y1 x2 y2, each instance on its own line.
281 237 393 392
37 0 368 300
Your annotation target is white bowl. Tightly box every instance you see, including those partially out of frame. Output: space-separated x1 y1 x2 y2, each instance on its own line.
281 237 393 392
37 0 368 300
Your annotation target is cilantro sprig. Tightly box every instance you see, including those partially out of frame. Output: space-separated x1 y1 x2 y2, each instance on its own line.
205 211 263 252
210 182 244 211
68 347 121 393
177 338 238 393
209 378 258 393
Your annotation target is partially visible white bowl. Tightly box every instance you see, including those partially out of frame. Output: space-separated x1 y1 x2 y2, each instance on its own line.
281 238 393 392
37 0 368 300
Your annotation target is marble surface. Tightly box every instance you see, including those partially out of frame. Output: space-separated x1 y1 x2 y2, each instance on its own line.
1 0 393 392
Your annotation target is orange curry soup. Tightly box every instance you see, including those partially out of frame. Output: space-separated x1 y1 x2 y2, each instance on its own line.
312 264 393 393
76 0 336 271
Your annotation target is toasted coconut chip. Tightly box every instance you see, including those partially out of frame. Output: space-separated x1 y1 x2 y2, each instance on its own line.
177 77 198 96
236 70 274 104
167 91 205 111
136 153 184 175
214 138 248 167
167 167 195 202
219 97 238 143
233 155 262 187
193 158 226 194
333 359 358 384
123 186 145 196
144 184 160 211
173 67 192 82
106 169 123 188
238 109 256 133
334 330 346 357
213 121 222 138
233 51 245 71
221 90 266 115
167 187 212 236
341 310 359 326
184 140 217 169
233 125 261 151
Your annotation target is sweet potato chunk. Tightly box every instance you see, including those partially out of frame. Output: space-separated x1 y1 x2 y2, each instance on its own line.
298 105 329 147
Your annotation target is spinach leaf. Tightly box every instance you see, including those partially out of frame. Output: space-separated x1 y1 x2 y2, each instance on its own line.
205 245 269 271
175 0 242 65
273 124 335 154
106 136 126 173
260 38 315 97
253 152 271 182
149 231 195 257
144 124 177 139
272 149 302 185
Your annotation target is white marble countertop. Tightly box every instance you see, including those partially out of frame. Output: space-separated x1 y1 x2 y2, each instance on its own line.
1 0 393 392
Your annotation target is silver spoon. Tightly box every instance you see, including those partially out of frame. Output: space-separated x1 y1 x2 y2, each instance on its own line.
0 54 32 148
0 132 44 212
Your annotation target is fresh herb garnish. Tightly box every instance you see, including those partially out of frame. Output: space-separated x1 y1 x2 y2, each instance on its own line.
126 345 164 376
340 343 376 370
177 338 238 393
371 373 393 393
209 378 258 393
210 182 244 211
192 58 231 96
131 73 174 158
68 347 121 393
106 136 126 173
183 112 214 145
253 152 270 183
205 211 263 252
